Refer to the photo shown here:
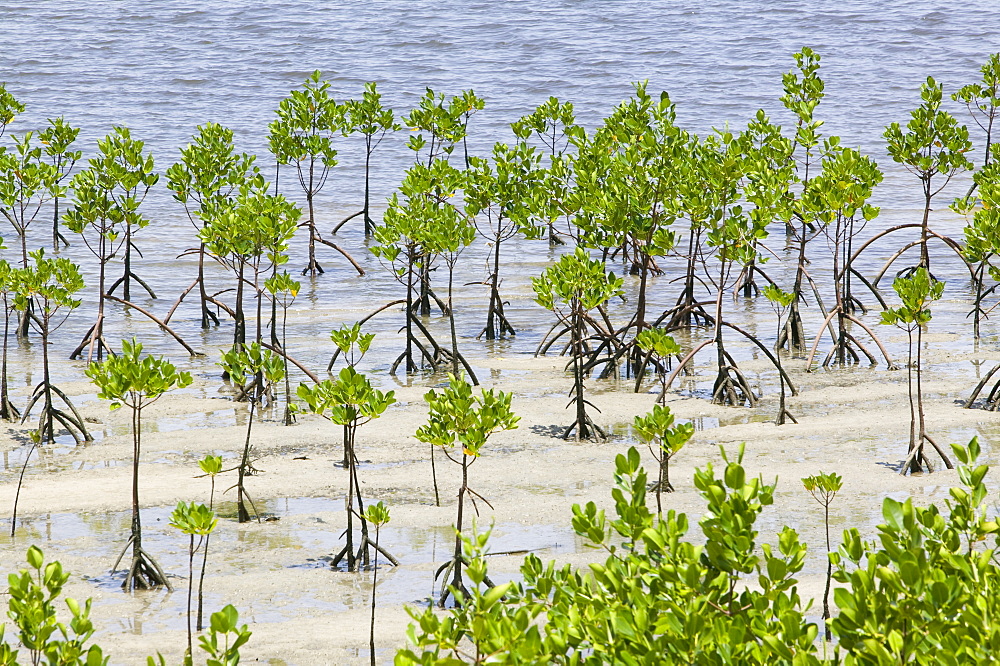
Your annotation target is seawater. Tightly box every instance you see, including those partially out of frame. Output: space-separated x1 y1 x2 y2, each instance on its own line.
0 0 998 390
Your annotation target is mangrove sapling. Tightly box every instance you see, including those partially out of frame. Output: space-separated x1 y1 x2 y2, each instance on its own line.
419 180 478 383
959 160 1000 409
63 128 161 360
465 141 546 340
633 327 681 403
414 374 519 606
170 501 217 662
195 455 222 631
880 268 952 475
569 83 684 380
510 96 581 244
297 366 397 571
656 134 717 332
660 127 795 407
801 471 842 641
166 122 259 329
803 147 897 369
264 272 300 424
363 501 390 666
763 284 798 424
325 322 376 467
9 251 92 539
0 131 59 269
404 89 483 315
327 321 375 372
39 117 81 250
87 338 193 590
269 70 363 277
830 439 998 664
632 404 694 517
335 82 401 236
218 342 283 523
193 605 252 666
871 77 973 282
532 247 623 441
98 128 158 301
398 446 818 664
370 161 468 376
13 250 91 445
952 53 1000 202
775 47 831 350
200 176 300 356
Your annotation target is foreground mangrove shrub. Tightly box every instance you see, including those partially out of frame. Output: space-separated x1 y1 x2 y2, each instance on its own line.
0 546 251 665
397 439 1000 665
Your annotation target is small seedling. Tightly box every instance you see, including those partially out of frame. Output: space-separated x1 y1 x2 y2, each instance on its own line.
763 284 798 424
802 471 842 641
415 374 519 606
633 404 694 516
634 327 682 403
297 367 396 571
196 455 223 631
170 501 217 662
881 267 951 474
363 501 390 666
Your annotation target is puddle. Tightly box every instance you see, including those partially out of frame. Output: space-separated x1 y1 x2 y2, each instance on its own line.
3 496 582 631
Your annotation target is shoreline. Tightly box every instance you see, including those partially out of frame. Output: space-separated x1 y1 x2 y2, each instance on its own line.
2 345 998 663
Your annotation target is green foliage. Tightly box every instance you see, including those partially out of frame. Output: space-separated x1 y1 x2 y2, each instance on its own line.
329 322 375 367
763 283 796 309
170 501 218 538
884 77 972 187
199 454 223 477
297 366 395 427
87 338 193 412
269 70 342 171
415 374 519 458
63 126 158 236
531 246 623 314
363 501 391 528
199 178 300 268
880 267 944 329
218 341 285 404
372 159 472 267
831 438 1000 664
952 52 1000 174
344 81 400 140
6 546 106 666
11 249 84 322
404 88 484 162
0 132 59 251
398 446 818 665
571 82 682 259
632 403 694 501
780 47 825 156
511 96 580 155
801 471 842 501
198 605 252 666
633 404 693 466
167 122 259 225
0 84 24 139
635 327 681 359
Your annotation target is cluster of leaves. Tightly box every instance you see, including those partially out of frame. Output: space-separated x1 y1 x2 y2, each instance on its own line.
398 438 1000 665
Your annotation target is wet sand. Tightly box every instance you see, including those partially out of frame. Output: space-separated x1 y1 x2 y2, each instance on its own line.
2 334 999 665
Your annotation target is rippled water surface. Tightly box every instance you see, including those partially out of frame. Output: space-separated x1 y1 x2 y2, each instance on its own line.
1 1 998 385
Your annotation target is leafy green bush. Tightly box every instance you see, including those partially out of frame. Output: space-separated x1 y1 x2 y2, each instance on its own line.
397 439 1000 665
